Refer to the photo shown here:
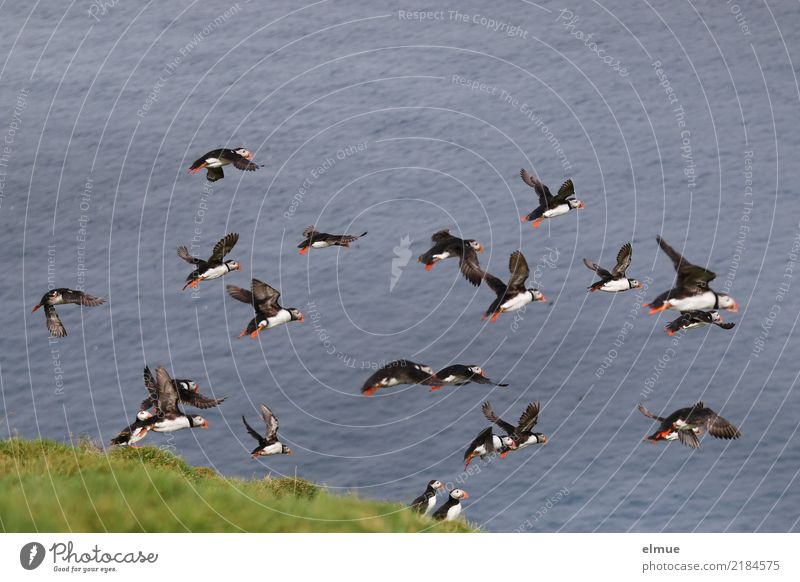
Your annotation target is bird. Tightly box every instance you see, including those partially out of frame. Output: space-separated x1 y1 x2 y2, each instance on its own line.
360 360 448 396
297 226 367 254
645 236 738 314
432 489 469 521
227 278 304 338
187 148 260 182
32 288 105 337
664 310 736 336
434 365 509 389
242 403 293 458
463 426 517 469
638 402 740 449
140 366 226 412
409 479 445 515
519 168 584 228
482 251 546 322
417 229 485 286
177 232 241 290
482 401 548 451
110 367 209 446
583 242 643 292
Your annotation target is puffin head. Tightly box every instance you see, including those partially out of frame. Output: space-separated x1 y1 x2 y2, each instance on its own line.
235 148 254 160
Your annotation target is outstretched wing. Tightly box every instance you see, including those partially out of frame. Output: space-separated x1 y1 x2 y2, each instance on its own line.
302 225 319 239
155 367 180 415
517 402 540 432
44 305 67 337
612 243 632 277
140 366 159 410
507 251 530 294
431 229 453 243
637 403 665 422
226 284 254 305
464 426 494 461
656 236 716 292
582 258 612 279
61 290 105 307
704 412 740 440
180 390 226 410
459 246 485 287
209 232 239 263
251 279 281 315
229 152 260 171
481 401 517 435
242 415 266 446
551 179 575 204
520 168 552 206
677 429 701 449
260 403 279 442
177 246 205 266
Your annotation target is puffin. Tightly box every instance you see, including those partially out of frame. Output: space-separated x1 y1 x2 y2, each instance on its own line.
482 401 548 451
432 489 469 522
638 402 740 449
519 168 584 228
32 288 105 337
360 360 448 396
463 426 517 469
409 479 445 515
227 278 304 338
665 310 735 336
434 365 509 389
178 232 241 290
418 229 485 286
583 242 643 292
110 367 209 446
297 226 367 254
188 148 260 182
645 236 738 314
140 366 226 413
242 403 293 458
482 251 546 322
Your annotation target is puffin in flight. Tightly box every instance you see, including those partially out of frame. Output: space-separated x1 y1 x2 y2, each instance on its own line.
482 401 548 451
227 279 304 338
418 229 485 286
638 402 740 449
32 288 105 337
360 360 448 396
463 426 517 469
583 242 643 292
243 403 293 457
178 232 241 290
409 479 445 515
432 489 469 522
435 365 509 389
519 168 584 228
645 236 738 314
297 226 367 254
483 251 546 322
188 148 260 182
664 310 735 336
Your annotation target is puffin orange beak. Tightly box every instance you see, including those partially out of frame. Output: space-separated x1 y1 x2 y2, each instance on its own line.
520 216 528 223
251 453 259 459
436 482 445 490
461 492 470 499
477 245 484 253
577 202 586 209
730 301 740 313
539 294 548 302
32 304 41 313
202 421 209 429
298 314 305 323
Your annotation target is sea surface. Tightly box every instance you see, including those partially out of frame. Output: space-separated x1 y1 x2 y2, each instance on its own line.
1 0 799 532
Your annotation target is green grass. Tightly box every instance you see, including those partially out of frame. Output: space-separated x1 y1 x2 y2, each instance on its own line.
0 438 474 533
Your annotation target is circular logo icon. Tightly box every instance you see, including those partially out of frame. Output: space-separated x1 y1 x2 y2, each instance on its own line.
20 542 46 570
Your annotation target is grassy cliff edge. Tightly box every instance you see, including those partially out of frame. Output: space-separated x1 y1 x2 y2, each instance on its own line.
0 439 473 533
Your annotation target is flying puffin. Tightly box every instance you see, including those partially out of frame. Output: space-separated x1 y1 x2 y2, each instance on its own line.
482 401 548 451
360 360 448 396
140 366 226 413
418 229 485 286
178 232 241 290
664 310 736 336
410 479 445 515
242 403 293 458
638 402 740 449
463 426 517 469
297 226 367 254
482 251 546 322
226 279 304 338
432 489 469 521
645 236 738 314
583 242 643 293
32 288 105 337
434 365 509 389
519 168 584 228
188 148 260 182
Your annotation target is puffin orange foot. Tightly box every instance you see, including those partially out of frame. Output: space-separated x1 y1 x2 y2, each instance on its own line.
362 385 379 396
532 219 543 228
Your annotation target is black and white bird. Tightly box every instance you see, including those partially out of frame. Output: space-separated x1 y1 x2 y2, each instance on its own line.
482 401 548 450
188 148 260 182
519 168 584 228
583 242 643 293
242 403 293 458
297 226 367 254
638 402 740 449
409 479 445 515
664 310 736 336
418 229 485 286
482 251 546 322
360 360 448 396
140 366 226 412
645 236 738 314
32 288 105 337
227 278 304 338
432 489 469 521
435 365 509 389
463 426 517 469
178 232 241 290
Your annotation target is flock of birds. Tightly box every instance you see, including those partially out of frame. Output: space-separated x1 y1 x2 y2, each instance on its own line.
30 149 743 523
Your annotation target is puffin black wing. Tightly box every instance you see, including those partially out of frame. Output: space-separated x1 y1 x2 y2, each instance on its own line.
140 366 160 411
677 428 701 449
226 151 260 171
520 168 552 207
656 236 716 293
250 279 282 317
206 167 224 182
582 258 612 279
464 426 495 461
459 245 485 287
517 402 540 432
179 389 226 410
177 246 206 267
226 284 254 305
612 243 632 277
242 415 267 446
154 367 181 415
550 179 575 204
506 251 530 295
702 409 740 440
481 402 517 435
260 403 280 443
44 305 67 337
208 232 239 264
637 403 665 422
61 290 105 307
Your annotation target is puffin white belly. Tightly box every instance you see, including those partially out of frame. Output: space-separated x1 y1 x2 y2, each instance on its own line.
265 310 292 329
501 293 532 312
152 417 191 433
600 279 631 293
200 264 229 281
543 204 570 219
668 292 716 311
445 504 462 521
